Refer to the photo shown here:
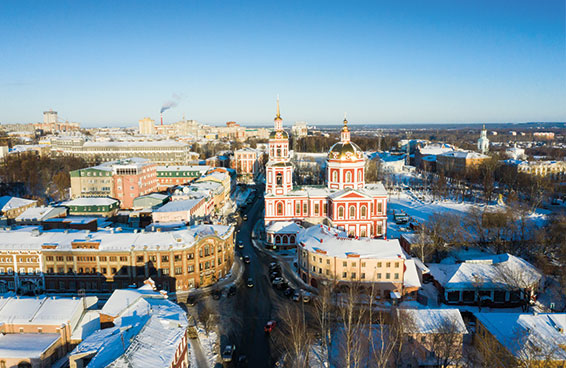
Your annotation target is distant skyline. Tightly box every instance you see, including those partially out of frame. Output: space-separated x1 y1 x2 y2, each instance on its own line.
1 0 565 127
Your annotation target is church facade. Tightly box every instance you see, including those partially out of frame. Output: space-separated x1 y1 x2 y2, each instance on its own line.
264 101 388 248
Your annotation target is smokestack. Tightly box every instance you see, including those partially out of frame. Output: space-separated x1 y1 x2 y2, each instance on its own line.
160 113 163 125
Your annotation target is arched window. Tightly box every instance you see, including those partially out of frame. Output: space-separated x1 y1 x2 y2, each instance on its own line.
349 205 356 218
282 235 288 244
276 172 282 185
361 228 366 237
332 170 338 182
346 171 352 183
277 148 281 157
361 206 367 219
277 202 283 215
338 206 344 218
358 170 363 182
290 235 296 244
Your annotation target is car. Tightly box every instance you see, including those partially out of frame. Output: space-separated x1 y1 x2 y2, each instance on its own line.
243 214 248 221
237 355 248 367
269 271 280 281
228 285 237 297
277 280 288 290
247 278 254 288
212 290 221 300
284 287 294 297
269 262 281 272
238 240 244 249
222 345 236 362
292 292 301 302
302 294 311 303
272 277 283 286
243 256 251 264
264 320 277 333
186 296 197 306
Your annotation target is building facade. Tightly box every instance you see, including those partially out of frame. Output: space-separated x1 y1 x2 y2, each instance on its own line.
0 225 234 295
264 101 388 239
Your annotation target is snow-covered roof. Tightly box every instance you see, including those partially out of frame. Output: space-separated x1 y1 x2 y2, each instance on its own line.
156 165 210 172
0 333 60 358
83 140 188 148
439 150 489 160
266 221 303 234
15 206 66 221
73 284 188 368
0 296 85 326
475 313 566 361
298 225 407 259
417 143 455 156
401 309 467 334
64 197 119 207
0 196 37 212
154 197 202 213
0 224 233 252
403 259 422 289
101 287 163 318
428 253 541 290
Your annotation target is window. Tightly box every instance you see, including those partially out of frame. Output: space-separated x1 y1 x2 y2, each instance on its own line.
119 256 127 262
175 267 183 275
327 259 330 265
395 262 399 268
99 256 107 261
187 253 194 260
343 261 347 267
361 206 367 218
277 202 283 216
342 272 347 278
161 255 169 263
174 254 182 262
386 262 391 268
394 273 399 280
303 202 307 214
187 265 194 273
101 267 107 274
378 202 383 213
314 203 319 215
386 273 391 279
377 262 382 267
276 172 282 185
361 262 366 267
338 206 344 218
349 206 355 218
346 171 352 182
137 256 144 262
332 170 337 182
111 267 117 274
162 268 170 275
351 272 356 278
296 203 301 215
361 273 366 279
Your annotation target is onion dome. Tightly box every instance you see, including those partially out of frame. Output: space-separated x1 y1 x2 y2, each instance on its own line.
269 129 289 139
328 141 364 161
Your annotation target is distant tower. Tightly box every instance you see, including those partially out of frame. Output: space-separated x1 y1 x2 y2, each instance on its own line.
478 125 490 154
43 110 58 124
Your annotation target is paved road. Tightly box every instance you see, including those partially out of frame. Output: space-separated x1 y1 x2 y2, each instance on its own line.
220 184 281 367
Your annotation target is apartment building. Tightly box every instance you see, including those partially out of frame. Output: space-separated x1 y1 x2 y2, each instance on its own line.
0 225 234 294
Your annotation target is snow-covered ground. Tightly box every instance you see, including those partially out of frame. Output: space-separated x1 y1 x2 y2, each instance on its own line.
387 191 549 239
188 325 218 368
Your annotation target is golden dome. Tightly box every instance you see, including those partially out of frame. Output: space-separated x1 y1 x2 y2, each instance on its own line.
269 130 289 139
328 141 364 161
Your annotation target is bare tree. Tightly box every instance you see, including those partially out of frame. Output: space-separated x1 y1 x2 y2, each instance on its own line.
273 301 314 367
335 283 369 368
427 316 467 368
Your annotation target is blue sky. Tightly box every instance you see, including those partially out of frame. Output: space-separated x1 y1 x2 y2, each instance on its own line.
1 0 565 127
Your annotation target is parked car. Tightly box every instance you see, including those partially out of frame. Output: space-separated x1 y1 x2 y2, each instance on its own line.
228 285 237 297
212 289 221 300
244 256 251 264
247 278 254 288
243 214 248 221
272 277 284 286
186 296 197 306
292 292 301 302
264 320 277 333
222 345 236 362
277 280 288 290
237 355 248 367
269 271 281 280
284 287 294 297
238 240 244 249
302 293 311 303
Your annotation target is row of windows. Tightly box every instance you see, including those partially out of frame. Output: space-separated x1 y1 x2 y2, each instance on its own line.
0 257 38 263
330 169 363 183
0 267 40 275
310 256 400 269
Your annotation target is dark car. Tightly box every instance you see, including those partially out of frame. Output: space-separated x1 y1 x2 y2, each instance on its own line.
243 214 248 221
212 289 221 300
186 296 198 306
277 280 288 290
228 285 237 297
292 292 301 302
238 240 244 249
237 355 248 367
222 345 236 362
243 256 251 264
269 271 281 281
272 277 284 286
247 278 254 288
284 287 294 297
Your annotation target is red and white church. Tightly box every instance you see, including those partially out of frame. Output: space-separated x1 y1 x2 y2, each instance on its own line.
264 102 388 249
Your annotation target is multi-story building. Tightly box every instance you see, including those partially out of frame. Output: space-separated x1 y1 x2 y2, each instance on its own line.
156 165 211 190
0 295 97 368
33 110 80 133
70 158 158 209
297 224 421 296
51 138 194 165
533 131 555 140
138 117 155 135
436 150 490 175
291 121 309 138
517 160 566 180
0 225 234 294
233 147 261 181
264 101 388 241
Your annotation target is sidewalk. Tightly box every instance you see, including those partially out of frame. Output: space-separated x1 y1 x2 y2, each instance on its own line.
174 256 245 301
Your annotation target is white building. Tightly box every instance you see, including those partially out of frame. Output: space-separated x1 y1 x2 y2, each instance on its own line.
477 125 490 154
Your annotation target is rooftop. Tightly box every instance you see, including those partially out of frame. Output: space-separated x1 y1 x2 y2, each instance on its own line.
0 333 60 359
0 196 37 212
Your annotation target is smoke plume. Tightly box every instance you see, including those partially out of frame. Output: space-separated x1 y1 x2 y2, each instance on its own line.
160 93 183 114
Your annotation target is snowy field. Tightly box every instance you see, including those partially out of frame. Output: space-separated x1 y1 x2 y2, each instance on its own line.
387 191 549 239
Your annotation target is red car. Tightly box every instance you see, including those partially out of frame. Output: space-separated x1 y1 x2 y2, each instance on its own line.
264 320 277 333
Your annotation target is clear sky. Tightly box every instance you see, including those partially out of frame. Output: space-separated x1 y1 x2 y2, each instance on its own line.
1 0 565 127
